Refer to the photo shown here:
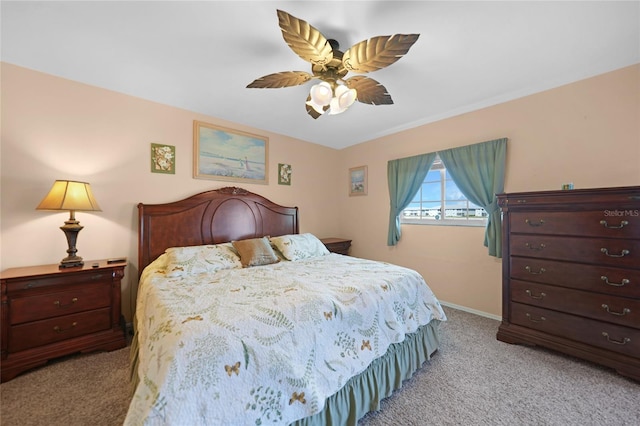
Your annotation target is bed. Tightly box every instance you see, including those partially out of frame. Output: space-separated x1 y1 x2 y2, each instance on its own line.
125 187 446 426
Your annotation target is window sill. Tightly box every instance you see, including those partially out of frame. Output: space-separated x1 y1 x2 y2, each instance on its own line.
401 219 487 228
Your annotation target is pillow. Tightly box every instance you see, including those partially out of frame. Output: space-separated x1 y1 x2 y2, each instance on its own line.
232 237 280 267
269 233 330 261
164 243 242 277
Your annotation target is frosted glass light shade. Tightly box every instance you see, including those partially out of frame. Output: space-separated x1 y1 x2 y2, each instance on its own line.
309 82 333 106
329 85 357 115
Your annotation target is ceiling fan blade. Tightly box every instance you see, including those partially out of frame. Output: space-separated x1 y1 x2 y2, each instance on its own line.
247 71 315 88
346 76 393 105
277 9 333 66
342 34 419 73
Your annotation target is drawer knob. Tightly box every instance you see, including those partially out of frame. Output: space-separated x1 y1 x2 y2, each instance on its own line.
525 219 545 227
600 276 630 287
53 297 78 308
601 332 631 345
525 242 546 251
600 248 630 258
53 322 78 334
525 289 546 300
525 266 546 275
599 220 629 229
525 313 546 323
601 304 631 316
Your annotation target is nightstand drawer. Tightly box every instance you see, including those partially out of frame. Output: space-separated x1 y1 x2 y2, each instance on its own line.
321 238 352 255
9 283 111 325
8 308 112 352
5 270 114 293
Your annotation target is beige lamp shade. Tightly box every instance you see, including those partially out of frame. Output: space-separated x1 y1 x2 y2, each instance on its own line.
36 180 102 212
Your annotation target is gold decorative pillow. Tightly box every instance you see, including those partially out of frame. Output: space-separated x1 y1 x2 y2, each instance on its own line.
232 237 280 267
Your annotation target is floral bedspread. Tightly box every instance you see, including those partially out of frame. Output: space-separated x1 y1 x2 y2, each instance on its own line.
125 254 446 426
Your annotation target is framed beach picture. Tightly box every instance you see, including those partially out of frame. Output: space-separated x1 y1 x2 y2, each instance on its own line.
193 120 268 184
150 143 176 174
278 163 292 185
349 165 368 196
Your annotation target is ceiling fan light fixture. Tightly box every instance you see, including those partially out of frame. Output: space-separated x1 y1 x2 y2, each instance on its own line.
309 82 333 106
329 85 357 115
306 98 327 115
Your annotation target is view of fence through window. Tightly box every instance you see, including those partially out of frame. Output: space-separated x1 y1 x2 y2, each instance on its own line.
402 165 487 224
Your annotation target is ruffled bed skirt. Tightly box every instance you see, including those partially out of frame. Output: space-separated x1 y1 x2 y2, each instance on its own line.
293 320 441 425
128 319 441 425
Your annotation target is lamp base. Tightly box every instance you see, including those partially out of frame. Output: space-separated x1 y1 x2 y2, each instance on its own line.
59 258 84 268
59 216 85 268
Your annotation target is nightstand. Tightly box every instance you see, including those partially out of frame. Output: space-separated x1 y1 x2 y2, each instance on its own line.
0 259 127 382
320 238 352 255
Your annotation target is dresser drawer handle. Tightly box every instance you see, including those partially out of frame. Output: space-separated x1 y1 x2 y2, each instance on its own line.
525 290 546 300
599 220 629 229
525 313 546 323
600 248 630 258
525 243 546 251
525 219 544 227
601 332 631 345
601 304 631 316
53 322 78 333
53 297 78 308
600 276 630 287
525 266 546 275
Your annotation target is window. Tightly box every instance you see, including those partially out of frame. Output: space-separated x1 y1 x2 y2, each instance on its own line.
401 156 487 226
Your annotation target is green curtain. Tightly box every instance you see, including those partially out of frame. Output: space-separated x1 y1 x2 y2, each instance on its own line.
438 138 507 257
387 152 437 246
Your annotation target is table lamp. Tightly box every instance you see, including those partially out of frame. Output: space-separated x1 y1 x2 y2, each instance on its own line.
36 180 102 268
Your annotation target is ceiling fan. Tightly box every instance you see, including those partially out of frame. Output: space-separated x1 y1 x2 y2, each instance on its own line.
246 10 419 119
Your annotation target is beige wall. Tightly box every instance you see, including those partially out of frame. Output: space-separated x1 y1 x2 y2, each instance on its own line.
0 63 342 320
338 64 640 317
2 62 639 321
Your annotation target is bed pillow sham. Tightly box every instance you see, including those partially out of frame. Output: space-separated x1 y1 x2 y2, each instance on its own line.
164 243 242 277
269 233 330 261
232 236 280 267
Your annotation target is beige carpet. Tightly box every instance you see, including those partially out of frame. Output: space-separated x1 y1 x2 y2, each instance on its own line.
1 307 638 425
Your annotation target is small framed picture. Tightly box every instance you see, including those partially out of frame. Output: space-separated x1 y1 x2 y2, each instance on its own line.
278 163 292 185
349 165 368 196
151 143 176 174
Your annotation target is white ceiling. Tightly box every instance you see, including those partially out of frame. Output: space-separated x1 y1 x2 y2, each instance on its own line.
2 1 639 149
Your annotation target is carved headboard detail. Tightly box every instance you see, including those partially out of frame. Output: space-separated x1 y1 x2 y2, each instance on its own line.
138 187 299 273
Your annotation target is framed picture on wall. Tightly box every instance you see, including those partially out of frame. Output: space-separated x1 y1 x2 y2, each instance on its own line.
193 120 268 184
278 163 292 185
349 165 368 196
150 143 176 174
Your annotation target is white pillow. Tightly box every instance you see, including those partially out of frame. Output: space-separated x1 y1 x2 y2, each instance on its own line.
269 233 330 261
164 243 242 277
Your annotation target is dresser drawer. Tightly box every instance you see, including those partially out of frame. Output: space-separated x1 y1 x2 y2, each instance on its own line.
510 303 640 358
5 270 114 293
510 257 640 298
510 211 639 238
510 235 640 268
9 283 111 325
8 308 111 353
511 280 639 328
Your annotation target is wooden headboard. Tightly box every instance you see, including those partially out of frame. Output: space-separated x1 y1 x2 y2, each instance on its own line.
138 187 299 273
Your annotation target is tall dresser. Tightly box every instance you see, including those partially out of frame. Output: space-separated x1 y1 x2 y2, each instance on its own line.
497 186 640 381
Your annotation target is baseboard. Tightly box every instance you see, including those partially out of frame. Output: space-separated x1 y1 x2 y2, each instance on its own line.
439 300 501 321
